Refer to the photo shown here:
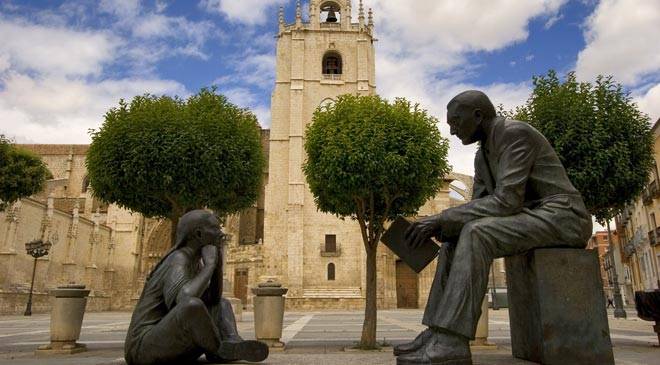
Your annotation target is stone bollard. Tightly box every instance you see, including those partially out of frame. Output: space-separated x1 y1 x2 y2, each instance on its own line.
223 278 243 322
470 295 496 348
252 279 288 349
36 284 90 355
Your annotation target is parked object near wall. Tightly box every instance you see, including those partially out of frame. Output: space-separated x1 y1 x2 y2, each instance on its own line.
634 290 660 346
35 284 90 355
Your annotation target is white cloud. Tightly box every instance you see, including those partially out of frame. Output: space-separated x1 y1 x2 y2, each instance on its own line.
0 54 9 73
371 0 566 71
220 87 271 128
201 0 287 25
214 50 276 91
0 9 193 144
99 0 141 19
0 73 187 143
544 13 563 29
252 105 272 128
635 83 660 122
369 0 562 175
155 0 168 13
576 0 660 86
222 87 258 107
0 18 119 77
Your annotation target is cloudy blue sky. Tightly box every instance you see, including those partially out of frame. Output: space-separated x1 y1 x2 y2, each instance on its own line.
1 0 659 179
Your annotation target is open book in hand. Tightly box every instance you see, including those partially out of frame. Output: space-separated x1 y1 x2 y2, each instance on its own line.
380 216 441 273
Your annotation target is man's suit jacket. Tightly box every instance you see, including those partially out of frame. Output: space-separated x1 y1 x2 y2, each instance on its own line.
439 117 589 238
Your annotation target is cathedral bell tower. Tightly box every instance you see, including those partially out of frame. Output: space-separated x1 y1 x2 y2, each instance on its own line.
263 0 376 304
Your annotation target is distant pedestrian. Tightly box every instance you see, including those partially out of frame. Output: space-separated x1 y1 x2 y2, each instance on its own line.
607 297 614 308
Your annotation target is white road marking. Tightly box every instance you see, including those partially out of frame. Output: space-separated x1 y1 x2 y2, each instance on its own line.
10 340 125 345
379 315 425 332
281 314 314 343
0 321 130 338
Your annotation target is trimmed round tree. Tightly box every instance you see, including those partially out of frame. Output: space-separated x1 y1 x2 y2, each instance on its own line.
0 136 52 211
508 71 654 223
303 94 450 348
86 88 265 241
505 71 654 317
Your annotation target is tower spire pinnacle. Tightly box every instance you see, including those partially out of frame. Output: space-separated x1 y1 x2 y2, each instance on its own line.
295 0 302 27
278 5 284 31
358 0 365 27
368 7 373 27
309 0 315 17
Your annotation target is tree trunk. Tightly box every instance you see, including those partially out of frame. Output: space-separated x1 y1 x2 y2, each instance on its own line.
360 243 378 348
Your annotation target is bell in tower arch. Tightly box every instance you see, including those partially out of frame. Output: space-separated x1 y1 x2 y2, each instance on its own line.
326 8 337 22
321 3 340 23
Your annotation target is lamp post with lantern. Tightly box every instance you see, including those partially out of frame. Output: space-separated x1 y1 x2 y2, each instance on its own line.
24 238 53 316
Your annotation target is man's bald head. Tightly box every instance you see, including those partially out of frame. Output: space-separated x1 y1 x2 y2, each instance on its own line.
447 90 496 120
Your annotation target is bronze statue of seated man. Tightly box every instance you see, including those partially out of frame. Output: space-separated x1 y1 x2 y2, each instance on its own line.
125 210 268 365
395 91 592 365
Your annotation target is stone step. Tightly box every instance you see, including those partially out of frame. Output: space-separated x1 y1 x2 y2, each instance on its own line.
302 287 362 298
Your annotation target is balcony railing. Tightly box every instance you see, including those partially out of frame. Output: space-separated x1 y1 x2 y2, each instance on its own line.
320 242 341 257
322 73 342 80
621 206 631 225
651 180 660 198
320 22 341 29
643 186 653 205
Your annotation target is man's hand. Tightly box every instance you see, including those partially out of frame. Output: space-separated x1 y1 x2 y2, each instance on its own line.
201 244 219 267
405 215 442 249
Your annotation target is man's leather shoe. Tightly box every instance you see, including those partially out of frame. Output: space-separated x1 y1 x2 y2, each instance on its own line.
393 328 433 356
207 340 269 363
396 329 472 365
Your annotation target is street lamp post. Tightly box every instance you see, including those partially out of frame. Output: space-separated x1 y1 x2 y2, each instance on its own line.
24 239 52 316
607 220 627 319
490 263 499 310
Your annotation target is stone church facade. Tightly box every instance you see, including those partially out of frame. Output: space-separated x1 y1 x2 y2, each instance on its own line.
0 1 504 313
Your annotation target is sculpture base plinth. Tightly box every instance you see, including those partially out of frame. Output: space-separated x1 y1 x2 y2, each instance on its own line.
35 342 87 355
259 339 286 351
505 248 614 365
469 338 497 350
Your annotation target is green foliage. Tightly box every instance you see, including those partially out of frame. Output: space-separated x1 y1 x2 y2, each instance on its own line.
304 94 450 348
0 135 52 211
507 71 654 223
86 88 266 220
304 94 451 239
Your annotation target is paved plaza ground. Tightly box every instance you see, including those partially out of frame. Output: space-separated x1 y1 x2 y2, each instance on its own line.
0 308 658 364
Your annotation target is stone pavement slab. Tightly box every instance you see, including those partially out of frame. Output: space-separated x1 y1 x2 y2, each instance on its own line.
0 309 658 365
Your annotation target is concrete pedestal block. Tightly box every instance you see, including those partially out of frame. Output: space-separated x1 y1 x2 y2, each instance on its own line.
222 278 243 321
227 297 243 322
470 295 496 349
35 285 90 355
252 280 288 348
505 248 614 365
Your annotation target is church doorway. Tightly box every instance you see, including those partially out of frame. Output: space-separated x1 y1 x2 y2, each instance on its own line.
396 260 419 308
234 269 249 305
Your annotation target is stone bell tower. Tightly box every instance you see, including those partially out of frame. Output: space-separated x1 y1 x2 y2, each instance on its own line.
263 0 376 306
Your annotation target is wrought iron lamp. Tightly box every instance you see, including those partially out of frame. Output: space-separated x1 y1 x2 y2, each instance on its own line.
24 238 53 316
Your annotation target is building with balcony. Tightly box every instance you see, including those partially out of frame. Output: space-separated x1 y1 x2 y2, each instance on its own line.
614 118 660 302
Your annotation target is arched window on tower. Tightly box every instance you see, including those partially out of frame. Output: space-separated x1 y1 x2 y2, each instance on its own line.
327 263 336 281
323 52 342 77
